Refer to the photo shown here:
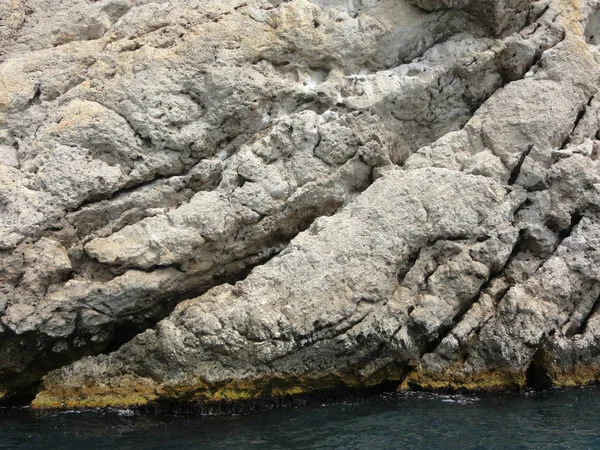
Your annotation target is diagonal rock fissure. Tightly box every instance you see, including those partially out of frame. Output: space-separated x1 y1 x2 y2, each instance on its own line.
572 294 600 337
8 0 600 411
556 211 584 243
0 236 290 405
508 144 534 184
416 243 518 360
561 98 594 149
1 155 378 404
71 163 218 216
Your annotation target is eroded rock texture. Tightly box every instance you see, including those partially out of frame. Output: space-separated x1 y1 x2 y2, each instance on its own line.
2 0 600 409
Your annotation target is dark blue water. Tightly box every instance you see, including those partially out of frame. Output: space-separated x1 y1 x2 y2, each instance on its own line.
2 388 600 449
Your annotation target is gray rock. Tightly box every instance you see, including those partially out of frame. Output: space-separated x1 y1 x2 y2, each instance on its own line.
408 0 532 36
1 0 600 408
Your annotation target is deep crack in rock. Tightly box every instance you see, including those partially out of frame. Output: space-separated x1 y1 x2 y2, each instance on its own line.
3 0 600 410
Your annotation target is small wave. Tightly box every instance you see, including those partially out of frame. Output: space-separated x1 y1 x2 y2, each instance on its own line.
108 408 135 417
439 395 480 405
395 391 480 404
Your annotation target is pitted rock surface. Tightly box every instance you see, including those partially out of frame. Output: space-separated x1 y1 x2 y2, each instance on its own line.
2 0 600 408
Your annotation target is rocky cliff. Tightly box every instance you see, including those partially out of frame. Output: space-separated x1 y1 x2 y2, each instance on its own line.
2 0 600 410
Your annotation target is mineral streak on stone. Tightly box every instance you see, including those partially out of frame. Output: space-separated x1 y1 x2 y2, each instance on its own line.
1 0 600 409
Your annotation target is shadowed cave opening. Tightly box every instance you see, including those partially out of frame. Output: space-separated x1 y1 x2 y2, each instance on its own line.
525 349 553 390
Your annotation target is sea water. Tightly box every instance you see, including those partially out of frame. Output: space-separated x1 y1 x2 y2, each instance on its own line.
1 388 599 449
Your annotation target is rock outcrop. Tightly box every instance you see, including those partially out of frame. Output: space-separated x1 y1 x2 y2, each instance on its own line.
2 0 600 409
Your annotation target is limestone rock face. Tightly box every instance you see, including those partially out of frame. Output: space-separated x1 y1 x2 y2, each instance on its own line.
407 0 532 36
2 0 600 408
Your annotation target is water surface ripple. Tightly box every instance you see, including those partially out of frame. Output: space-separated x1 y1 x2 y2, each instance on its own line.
2 388 599 449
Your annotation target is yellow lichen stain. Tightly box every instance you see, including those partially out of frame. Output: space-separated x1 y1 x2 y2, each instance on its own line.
32 364 408 410
31 375 159 410
405 358 600 393
545 363 600 388
403 364 527 393
557 0 585 36
31 358 600 411
33 391 153 410
191 368 402 403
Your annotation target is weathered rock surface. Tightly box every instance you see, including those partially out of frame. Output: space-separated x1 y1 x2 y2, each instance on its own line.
2 0 600 409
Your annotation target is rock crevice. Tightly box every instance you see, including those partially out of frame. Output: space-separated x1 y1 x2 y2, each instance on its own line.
2 0 600 409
